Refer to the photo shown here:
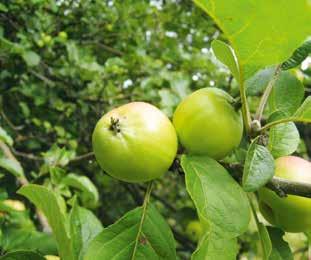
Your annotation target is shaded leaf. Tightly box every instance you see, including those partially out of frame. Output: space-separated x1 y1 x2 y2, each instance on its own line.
258 223 272 260
267 227 293 260
0 250 45 260
69 199 103 260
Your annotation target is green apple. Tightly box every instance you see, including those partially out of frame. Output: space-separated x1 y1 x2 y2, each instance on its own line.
92 102 178 183
186 220 203 242
58 31 68 41
258 156 311 232
173 88 243 159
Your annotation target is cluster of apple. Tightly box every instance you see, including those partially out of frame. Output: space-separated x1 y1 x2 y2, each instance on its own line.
36 31 68 48
92 87 311 234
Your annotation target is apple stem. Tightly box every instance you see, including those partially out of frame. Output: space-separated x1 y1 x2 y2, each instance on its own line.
109 117 121 134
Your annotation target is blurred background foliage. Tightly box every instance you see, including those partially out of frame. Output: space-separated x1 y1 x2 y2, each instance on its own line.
0 0 310 259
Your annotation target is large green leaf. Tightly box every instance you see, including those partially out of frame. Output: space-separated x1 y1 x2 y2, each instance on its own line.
18 185 74 260
69 200 103 260
181 155 250 238
84 204 176 260
0 250 45 260
193 0 311 80
192 232 238 260
242 137 275 192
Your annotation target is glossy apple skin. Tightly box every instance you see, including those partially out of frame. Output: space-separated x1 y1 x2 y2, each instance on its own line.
173 88 243 159
258 156 311 233
92 102 178 183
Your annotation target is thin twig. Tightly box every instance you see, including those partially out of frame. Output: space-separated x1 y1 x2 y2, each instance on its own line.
255 65 282 122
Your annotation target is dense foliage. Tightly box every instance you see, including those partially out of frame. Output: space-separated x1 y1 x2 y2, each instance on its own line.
0 0 311 259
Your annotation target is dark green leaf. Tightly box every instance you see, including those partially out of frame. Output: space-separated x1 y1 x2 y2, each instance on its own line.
267 227 293 260
0 250 45 260
282 39 311 70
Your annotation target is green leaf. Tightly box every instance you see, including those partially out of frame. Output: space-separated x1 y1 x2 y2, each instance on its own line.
0 127 13 146
293 96 311 122
21 51 41 67
0 228 57 256
268 112 300 158
62 173 99 208
258 223 272 260
242 137 275 192
0 3 8 12
18 185 74 260
267 227 293 260
211 40 240 82
193 0 311 80
192 232 238 260
0 250 45 260
245 67 275 96
84 204 176 260
0 157 24 178
268 71 304 116
181 155 250 238
282 39 311 70
69 199 103 260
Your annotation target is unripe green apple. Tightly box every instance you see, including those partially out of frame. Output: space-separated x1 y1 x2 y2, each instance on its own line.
92 102 178 183
173 88 243 159
43 35 52 44
258 156 311 232
186 220 203 242
58 31 68 41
